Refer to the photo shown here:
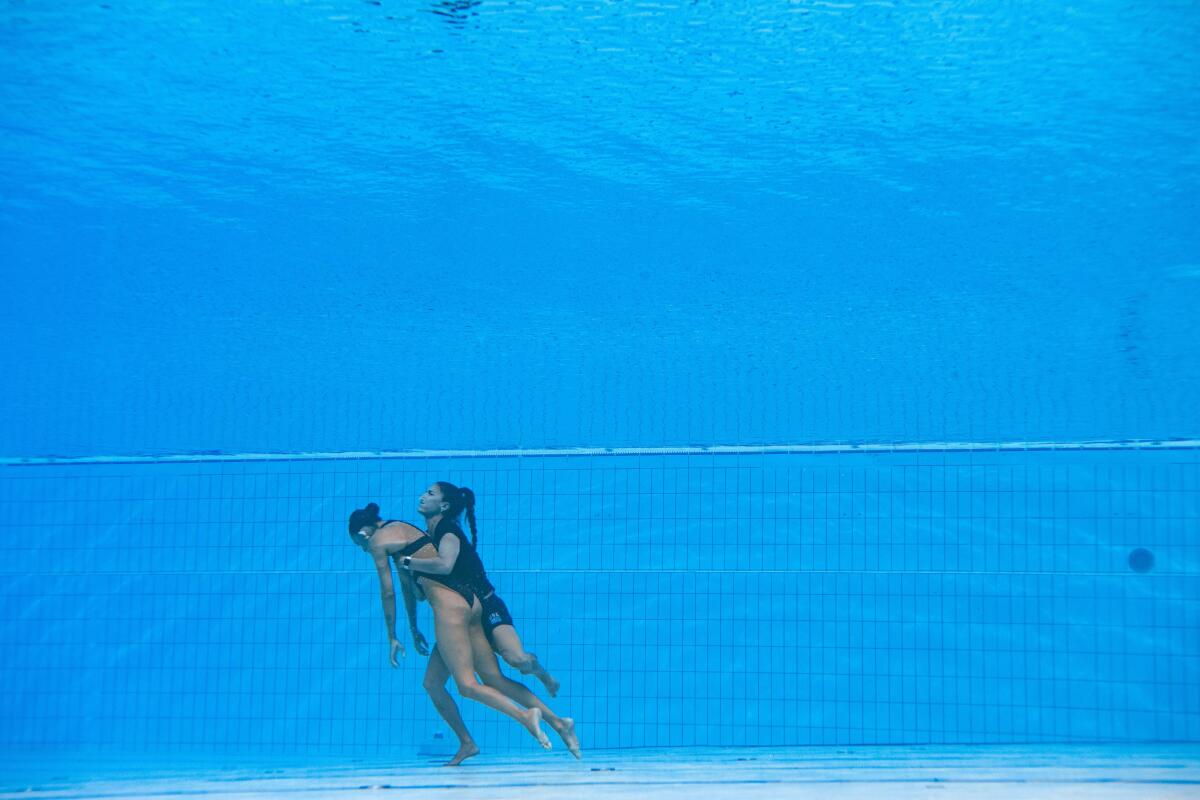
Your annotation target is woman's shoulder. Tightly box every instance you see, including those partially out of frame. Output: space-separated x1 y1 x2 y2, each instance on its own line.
381 519 425 533
377 521 428 548
435 518 465 537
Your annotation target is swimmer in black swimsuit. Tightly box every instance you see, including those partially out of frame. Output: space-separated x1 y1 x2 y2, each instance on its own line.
418 498 557 690
403 481 581 764
348 502 553 758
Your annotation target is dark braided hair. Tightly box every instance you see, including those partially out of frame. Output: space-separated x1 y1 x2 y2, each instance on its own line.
347 502 382 541
436 481 477 547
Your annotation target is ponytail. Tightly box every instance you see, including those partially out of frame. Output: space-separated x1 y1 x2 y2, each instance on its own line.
436 481 479 548
460 487 477 548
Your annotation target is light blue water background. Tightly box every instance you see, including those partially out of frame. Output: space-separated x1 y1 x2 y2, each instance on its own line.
2 450 1198 755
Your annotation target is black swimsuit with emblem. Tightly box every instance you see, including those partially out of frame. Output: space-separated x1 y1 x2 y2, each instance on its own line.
409 519 514 645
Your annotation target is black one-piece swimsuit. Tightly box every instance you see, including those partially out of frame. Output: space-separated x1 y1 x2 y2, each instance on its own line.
408 519 483 606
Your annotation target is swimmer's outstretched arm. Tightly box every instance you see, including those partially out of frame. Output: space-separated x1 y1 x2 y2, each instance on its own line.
372 552 405 667
397 571 430 656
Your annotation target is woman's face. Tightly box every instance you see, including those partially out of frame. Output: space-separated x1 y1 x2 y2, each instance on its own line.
418 484 449 516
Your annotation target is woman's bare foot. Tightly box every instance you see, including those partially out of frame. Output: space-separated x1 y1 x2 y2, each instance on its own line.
551 717 581 759
538 671 561 698
523 708 552 749
444 741 479 767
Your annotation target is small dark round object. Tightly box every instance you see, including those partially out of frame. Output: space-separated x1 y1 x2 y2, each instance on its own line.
1128 547 1155 573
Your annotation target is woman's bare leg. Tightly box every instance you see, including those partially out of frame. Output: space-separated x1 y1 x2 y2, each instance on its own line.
472 628 581 759
429 590 551 749
489 625 561 697
422 647 479 766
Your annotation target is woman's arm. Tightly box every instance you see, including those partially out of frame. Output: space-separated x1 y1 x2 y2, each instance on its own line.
397 571 430 655
372 553 405 666
404 532 461 576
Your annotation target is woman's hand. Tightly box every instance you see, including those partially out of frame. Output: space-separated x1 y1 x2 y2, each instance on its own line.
389 638 405 667
412 629 430 656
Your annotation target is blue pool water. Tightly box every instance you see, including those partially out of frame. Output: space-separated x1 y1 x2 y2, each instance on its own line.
1 1 1197 456
1 0 1198 779
1 447 1197 759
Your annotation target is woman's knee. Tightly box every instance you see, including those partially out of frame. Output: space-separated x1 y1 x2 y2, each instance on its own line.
454 676 488 700
423 672 450 695
477 669 506 688
500 649 536 673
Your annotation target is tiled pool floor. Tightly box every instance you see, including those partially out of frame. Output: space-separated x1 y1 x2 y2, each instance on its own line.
2 744 1198 799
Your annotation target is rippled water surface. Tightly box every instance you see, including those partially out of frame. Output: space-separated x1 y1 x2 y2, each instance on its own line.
1 1 1197 454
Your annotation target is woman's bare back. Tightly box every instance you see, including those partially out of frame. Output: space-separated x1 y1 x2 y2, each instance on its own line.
371 521 437 558
370 521 441 599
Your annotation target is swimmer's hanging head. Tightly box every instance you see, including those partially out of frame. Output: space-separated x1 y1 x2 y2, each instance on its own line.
347 502 382 549
418 482 478 547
